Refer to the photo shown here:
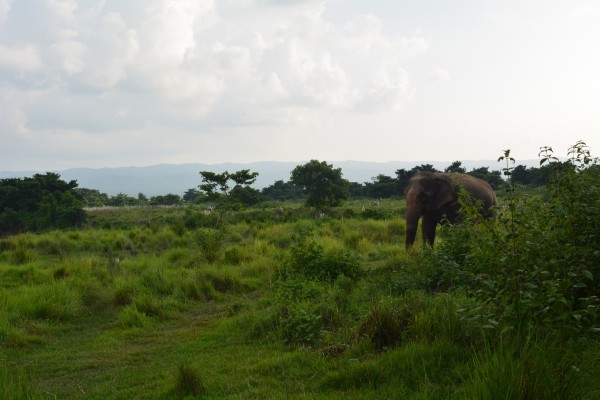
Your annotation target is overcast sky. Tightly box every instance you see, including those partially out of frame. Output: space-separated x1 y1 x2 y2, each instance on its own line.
1 0 599 171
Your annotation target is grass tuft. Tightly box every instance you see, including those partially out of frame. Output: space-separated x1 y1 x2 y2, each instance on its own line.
174 362 206 397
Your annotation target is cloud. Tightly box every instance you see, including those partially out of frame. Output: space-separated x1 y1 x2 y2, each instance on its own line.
358 66 413 111
0 0 9 24
0 85 39 136
0 0 430 168
427 68 451 82
47 0 78 20
0 44 41 71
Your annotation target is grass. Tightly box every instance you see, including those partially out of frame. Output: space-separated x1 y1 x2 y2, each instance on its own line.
1 200 599 399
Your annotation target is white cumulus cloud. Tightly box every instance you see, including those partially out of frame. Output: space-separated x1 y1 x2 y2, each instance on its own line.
0 45 41 71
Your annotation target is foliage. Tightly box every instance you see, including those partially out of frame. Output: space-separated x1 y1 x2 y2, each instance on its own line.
290 160 349 208
149 193 182 206
445 160 467 174
75 188 109 207
261 179 305 201
281 229 362 283
423 141 600 335
466 167 504 189
197 169 261 222
194 228 224 263
363 174 399 198
182 188 204 203
0 173 86 235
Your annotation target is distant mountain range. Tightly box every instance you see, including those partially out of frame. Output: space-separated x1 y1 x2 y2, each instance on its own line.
0 160 540 196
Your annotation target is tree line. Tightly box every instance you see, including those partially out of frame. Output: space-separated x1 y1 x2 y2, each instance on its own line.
72 160 556 209
0 159 558 236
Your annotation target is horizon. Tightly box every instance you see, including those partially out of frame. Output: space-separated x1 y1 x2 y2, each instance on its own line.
0 156 543 174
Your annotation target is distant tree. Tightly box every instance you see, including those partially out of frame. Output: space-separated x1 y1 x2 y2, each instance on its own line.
199 171 230 200
138 193 148 204
290 160 349 208
261 180 305 201
75 188 109 207
229 186 264 206
411 164 439 174
395 168 413 194
227 169 263 206
183 188 204 203
198 169 261 223
365 174 399 198
229 169 259 187
348 182 368 198
445 161 467 174
106 193 139 207
150 194 182 206
510 164 553 186
467 167 504 189
0 173 86 235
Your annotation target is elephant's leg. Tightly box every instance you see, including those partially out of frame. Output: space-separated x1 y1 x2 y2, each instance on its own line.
405 208 421 249
421 214 438 246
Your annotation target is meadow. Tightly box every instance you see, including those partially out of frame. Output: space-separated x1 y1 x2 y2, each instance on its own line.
2 174 600 399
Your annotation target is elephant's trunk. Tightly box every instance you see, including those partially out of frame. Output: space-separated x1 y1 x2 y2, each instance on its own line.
405 204 421 249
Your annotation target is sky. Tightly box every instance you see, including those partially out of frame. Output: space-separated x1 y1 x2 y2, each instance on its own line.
1 0 599 171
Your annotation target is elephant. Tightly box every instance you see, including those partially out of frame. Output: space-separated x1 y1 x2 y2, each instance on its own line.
404 172 497 249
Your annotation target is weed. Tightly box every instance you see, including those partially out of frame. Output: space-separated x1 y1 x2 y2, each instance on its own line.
282 229 362 283
174 362 207 397
116 305 150 328
357 297 405 349
194 228 224 263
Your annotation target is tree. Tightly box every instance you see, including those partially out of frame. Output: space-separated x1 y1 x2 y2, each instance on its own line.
365 174 399 198
348 182 368 198
411 164 438 174
150 194 182 206
395 168 413 194
261 180 305 201
75 188 109 207
467 167 504 189
290 160 349 208
0 173 86 235
198 169 261 223
183 188 204 203
445 161 467 174
105 193 139 207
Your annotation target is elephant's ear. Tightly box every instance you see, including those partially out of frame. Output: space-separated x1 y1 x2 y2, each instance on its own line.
434 177 454 209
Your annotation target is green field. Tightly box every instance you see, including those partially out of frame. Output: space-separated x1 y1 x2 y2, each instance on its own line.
2 194 600 399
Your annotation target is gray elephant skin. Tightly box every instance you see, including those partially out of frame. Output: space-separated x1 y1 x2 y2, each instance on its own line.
404 172 497 249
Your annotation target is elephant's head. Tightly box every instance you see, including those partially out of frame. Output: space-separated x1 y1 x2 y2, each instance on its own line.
404 172 455 248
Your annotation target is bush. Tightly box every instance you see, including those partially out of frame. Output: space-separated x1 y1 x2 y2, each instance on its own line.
282 230 362 283
423 142 600 336
194 228 224 263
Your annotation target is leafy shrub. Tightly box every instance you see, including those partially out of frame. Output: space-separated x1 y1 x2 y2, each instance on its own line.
194 228 224 263
423 142 600 336
279 303 323 346
282 230 362 283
